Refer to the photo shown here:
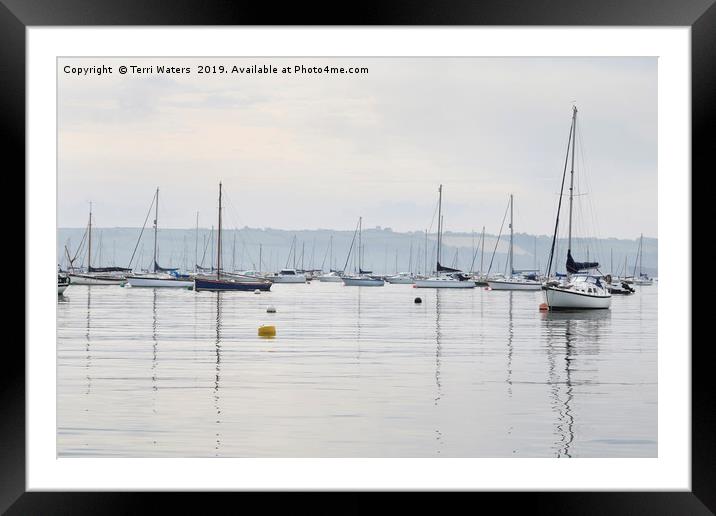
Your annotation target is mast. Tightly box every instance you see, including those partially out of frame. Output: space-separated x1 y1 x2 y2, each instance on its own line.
329 235 333 271
259 244 262 273
153 187 159 273
232 231 236 272
194 212 199 273
436 184 443 270
408 240 413 274
639 233 644 275
610 248 613 275
480 226 485 275
509 194 514 276
87 202 92 270
217 182 222 278
358 217 362 272
424 229 428 274
567 105 577 253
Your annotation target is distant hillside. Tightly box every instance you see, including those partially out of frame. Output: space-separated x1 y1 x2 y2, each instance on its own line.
57 227 657 277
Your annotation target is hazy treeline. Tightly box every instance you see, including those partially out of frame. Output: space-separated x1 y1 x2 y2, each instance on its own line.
57 226 658 277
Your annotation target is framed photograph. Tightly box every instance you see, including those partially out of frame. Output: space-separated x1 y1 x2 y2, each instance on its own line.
7 0 707 512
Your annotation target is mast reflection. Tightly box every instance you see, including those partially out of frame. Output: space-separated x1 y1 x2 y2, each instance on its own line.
214 292 223 456
435 290 443 454
542 310 609 457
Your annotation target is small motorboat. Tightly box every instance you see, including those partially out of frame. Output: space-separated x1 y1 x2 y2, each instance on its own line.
58 273 70 295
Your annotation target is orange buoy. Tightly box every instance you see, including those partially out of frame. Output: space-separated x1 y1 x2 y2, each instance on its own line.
539 303 549 311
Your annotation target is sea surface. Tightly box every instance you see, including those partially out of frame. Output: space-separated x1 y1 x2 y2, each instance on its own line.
57 281 657 457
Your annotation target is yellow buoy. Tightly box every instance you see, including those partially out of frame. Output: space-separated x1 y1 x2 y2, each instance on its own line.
258 325 276 337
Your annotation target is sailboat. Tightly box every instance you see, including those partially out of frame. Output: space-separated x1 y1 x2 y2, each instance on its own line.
68 203 130 285
415 185 475 288
194 183 273 292
342 217 385 286
318 236 344 282
386 243 416 284
127 188 194 288
632 234 654 285
487 194 542 291
543 106 611 310
269 236 308 283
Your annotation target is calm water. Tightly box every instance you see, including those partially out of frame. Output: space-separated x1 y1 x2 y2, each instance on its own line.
57 282 657 457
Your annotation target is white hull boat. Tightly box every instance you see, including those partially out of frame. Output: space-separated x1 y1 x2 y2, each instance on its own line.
272 275 307 283
541 106 611 311
415 275 476 288
270 269 307 283
487 278 542 291
633 278 653 286
318 272 344 282
342 275 385 287
127 274 194 288
386 273 415 284
68 273 126 286
543 284 611 310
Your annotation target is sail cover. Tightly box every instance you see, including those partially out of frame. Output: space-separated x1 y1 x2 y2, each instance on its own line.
88 266 132 273
359 268 372 274
437 262 461 273
566 250 599 273
154 261 179 272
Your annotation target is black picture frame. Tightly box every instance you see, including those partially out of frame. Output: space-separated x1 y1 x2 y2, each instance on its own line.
5 1 707 513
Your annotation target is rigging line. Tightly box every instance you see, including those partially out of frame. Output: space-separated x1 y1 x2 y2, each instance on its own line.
469 228 483 273
546 115 575 278
221 191 260 269
486 197 511 275
341 218 361 273
127 190 157 269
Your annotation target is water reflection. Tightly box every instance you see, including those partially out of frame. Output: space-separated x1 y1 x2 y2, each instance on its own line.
85 287 92 406
214 292 222 456
542 309 609 457
434 290 443 454
507 292 513 397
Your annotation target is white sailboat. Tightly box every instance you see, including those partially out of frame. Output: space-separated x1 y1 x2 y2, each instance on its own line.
271 268 308 283
415 185 476 289
318 236 345 282
386 272 415 284
270 237 308 283
487 194 542 291
68 203 129 285
542 106 611 310
342 217 385 286
632 234 654 285
127 188 194 288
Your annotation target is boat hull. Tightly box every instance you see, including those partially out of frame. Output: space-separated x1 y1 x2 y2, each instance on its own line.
633 279 653 286
127 276 194 288
543 286 611 310
68 274 126 286
487 279 542 291
271 276 307 283
415 278 475 288
195 277 272 292
318 275 343 282
386 277 415 284
342 277 385 287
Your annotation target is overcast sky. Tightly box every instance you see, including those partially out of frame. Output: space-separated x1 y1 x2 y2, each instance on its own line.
58 57 657 239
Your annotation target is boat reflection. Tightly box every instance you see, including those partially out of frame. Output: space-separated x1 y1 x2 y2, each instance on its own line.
435 290 443 454
213 292 223 456
542 307 608 457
